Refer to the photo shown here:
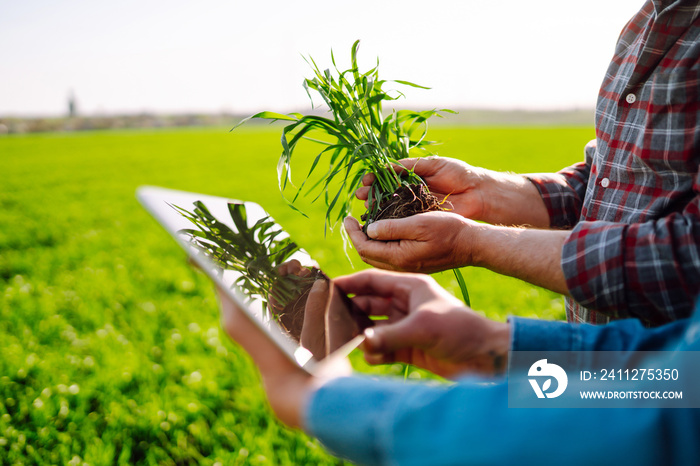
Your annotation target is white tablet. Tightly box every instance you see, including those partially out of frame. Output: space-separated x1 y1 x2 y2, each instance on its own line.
136 186 372 375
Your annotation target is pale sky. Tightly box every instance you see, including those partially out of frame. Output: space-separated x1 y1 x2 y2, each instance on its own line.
0 0 645 117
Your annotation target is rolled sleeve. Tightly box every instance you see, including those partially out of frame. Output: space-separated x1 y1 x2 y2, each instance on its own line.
509 315 688 353
561 215 700 325
561 221 627 318
509 316 580 351
526 140 594 229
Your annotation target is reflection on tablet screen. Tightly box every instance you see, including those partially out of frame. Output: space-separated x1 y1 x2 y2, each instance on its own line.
137 187 372 370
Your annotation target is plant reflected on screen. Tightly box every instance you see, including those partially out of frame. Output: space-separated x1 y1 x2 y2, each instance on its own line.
172 201 324 341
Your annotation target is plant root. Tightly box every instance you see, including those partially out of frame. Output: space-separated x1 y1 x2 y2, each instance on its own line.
361 184 445 232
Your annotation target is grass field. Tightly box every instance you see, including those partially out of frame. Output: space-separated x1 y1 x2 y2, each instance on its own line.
0 124 593 464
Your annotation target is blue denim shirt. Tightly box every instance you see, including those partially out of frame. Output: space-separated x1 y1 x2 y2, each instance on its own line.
305 314 699 465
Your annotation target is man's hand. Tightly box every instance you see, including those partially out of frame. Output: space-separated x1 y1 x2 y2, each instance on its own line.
356 155 550 227
345 214 571 295
356 156 488 220
344 212 475 273
334 269 511 379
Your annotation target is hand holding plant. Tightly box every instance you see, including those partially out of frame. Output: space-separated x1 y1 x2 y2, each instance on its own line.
356 156 489 220
343 212 478 273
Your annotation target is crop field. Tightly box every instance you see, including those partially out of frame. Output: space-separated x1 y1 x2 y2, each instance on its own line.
0 124 593 464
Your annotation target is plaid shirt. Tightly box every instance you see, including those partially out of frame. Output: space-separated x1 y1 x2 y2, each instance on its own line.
528 0 700 327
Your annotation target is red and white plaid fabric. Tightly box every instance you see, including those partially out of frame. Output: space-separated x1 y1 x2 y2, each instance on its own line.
528 0 700 327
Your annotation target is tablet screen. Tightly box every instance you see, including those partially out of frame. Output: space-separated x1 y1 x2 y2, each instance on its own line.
137 186 371 373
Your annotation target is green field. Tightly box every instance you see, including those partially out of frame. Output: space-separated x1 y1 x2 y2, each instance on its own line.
0 125 593 464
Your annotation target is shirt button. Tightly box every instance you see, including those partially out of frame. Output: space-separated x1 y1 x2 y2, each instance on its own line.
601 177 610 188
625 93 636 104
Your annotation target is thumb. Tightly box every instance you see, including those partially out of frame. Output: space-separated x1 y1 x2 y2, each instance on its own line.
363 317 427 355
300 279 329 359
305 278 329 316
366 217 419 241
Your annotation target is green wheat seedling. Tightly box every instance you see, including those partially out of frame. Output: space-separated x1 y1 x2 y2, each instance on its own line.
172 201 318 315
234 40 454 232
